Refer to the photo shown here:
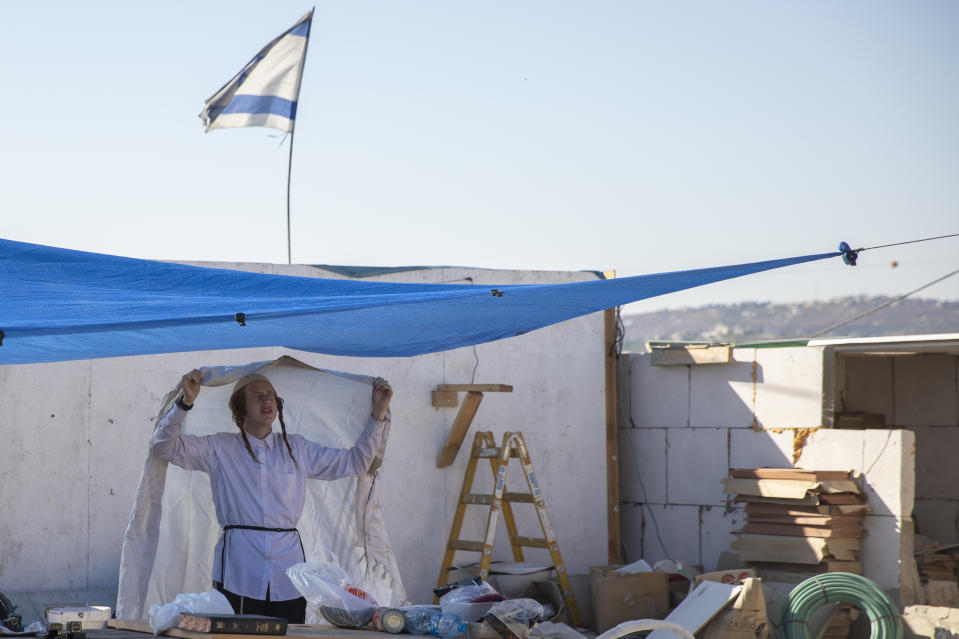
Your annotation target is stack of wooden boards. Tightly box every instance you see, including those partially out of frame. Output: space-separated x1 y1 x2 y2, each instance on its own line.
914 541 959 607
723 468 869 577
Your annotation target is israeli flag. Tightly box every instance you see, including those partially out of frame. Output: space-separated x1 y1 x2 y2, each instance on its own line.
199 9 314 133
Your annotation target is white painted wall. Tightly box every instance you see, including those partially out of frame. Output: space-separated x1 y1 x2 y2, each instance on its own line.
621 345 917 601
0 264 610 611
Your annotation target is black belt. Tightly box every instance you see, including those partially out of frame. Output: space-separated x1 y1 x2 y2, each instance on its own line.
220 525 305 587
224 525 299 533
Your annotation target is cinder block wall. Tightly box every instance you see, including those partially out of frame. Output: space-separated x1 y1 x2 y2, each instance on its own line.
841 353 959 543
621 346 916 600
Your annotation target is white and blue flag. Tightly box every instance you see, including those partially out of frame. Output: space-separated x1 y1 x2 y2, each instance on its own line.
199 9 314 133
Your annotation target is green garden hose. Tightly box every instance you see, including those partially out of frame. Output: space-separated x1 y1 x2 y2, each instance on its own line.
782 572 902 639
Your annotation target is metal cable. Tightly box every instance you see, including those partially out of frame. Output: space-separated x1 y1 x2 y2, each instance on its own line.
858 232 959 253
808 266 959 338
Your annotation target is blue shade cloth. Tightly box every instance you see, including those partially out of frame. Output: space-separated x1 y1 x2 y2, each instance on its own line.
0 238 840 364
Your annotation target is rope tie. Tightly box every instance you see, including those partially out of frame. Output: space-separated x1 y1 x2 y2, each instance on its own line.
811 575 830 601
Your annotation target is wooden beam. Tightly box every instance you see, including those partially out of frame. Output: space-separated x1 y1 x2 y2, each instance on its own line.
108 619 388 639
431 390 459 408
604 307 622 564
436 391 484 468
650 345 732 366
436 384 513 392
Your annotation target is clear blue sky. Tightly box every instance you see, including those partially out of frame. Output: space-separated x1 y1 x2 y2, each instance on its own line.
2 1 957 312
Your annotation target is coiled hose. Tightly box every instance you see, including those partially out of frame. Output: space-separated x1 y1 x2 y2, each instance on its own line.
782 572 902 639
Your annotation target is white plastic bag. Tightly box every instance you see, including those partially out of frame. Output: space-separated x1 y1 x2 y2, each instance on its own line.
286 561 378 628
146 590 233 635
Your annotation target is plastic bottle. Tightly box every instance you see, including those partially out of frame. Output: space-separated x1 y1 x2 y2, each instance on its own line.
428 612 467 638
401 606 440 635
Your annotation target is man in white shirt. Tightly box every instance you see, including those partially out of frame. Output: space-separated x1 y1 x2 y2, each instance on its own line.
150 370 393 623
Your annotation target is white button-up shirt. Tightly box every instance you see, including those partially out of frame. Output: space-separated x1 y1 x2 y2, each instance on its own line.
150 403 387 601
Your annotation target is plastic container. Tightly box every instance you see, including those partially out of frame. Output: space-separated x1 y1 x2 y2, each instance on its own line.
45 606 112 631
438 581 501 622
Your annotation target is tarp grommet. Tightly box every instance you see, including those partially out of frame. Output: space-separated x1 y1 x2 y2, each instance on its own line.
490 289 503 297
235 313 247 326
0 329 4 346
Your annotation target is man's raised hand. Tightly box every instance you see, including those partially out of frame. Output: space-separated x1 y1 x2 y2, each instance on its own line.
372 378 393 421
181 370 202 406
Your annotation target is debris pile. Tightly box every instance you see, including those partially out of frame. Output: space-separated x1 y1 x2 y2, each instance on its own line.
914 537 959 607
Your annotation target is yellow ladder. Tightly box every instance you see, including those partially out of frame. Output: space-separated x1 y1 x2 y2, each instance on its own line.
435 431 580 625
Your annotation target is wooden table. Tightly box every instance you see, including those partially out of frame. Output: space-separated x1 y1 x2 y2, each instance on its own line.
103 619 387 639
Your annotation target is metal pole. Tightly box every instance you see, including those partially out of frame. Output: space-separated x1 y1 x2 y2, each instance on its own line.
286 128 294 265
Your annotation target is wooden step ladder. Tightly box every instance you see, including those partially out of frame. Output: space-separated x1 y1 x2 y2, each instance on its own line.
435 430 581 625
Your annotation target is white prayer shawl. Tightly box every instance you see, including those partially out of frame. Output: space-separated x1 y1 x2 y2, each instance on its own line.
199 10 313 133
116 356 406 620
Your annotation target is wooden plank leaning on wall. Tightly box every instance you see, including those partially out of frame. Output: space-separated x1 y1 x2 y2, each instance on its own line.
605 306 623 564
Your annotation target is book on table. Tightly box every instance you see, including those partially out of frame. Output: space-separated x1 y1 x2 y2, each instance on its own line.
178 614 288 635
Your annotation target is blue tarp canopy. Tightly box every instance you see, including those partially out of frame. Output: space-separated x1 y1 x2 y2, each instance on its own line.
0 238 840 364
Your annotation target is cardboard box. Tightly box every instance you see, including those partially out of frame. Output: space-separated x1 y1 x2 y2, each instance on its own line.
589 565 669 632
695 568 757 587
698 578 769 639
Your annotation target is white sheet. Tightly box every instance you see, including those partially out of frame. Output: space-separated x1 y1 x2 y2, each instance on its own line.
116 356 407 620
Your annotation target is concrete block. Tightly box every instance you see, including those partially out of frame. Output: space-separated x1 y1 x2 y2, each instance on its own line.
689 353 755 428
841 355 894 420
752 347 825 429
794 428 865 471
860 515 912 593
729 428 795 469
914 499 959 544
620 503 645 564
619 428 667 504
629 353 689 427
862 428 914 517
912 426 959 500
895 355 958 426
640 504 701 567
667 428 728 506
700 505 743 573
903 605 959 639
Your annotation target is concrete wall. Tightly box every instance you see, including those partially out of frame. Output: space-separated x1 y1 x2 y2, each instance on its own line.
621 345 916 599
0 264 610 612
839 353 959 543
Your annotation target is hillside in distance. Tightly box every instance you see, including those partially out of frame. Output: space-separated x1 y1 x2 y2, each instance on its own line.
621 296 959 352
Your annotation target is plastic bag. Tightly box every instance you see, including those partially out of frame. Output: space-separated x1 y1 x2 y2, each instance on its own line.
487 599 544 628
146 590 233 636
286 561 378 628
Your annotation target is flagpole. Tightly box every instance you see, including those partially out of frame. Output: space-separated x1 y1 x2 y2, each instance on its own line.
286 127 295 265
284 8 314 266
